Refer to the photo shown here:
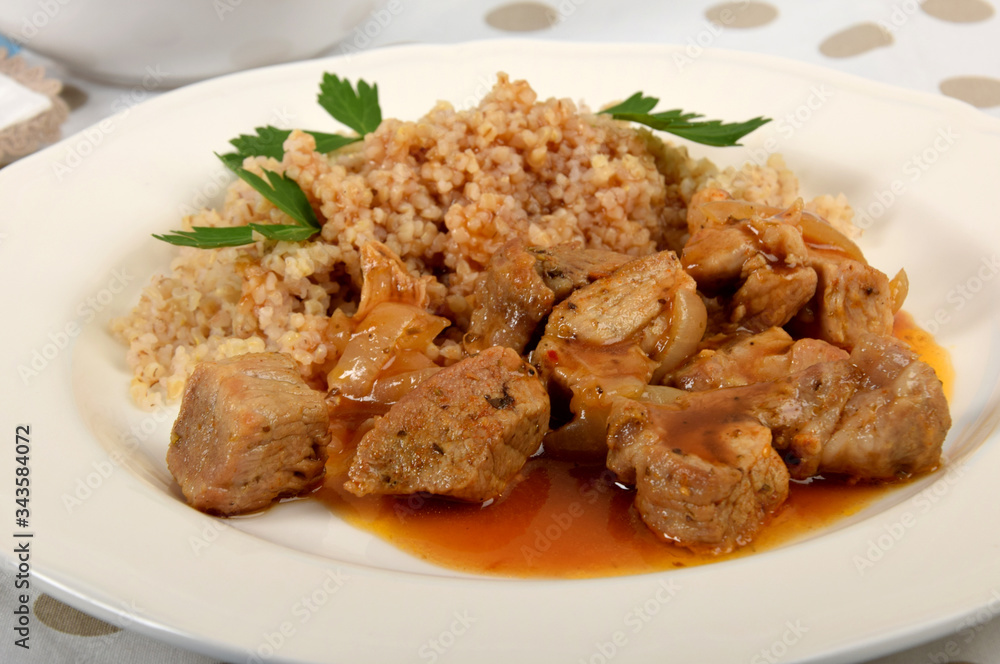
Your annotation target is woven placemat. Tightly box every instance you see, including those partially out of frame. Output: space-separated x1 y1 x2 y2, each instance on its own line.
0 48 68 164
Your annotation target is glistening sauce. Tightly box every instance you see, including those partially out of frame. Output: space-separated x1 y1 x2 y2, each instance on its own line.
316 312 950 578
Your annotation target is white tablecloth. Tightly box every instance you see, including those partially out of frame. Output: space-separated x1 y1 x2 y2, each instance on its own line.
3 1 999 662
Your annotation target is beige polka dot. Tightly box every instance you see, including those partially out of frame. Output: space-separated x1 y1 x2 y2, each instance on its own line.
819 22 893 58
921 0 995 23
34 594 121 637
59 83 88 111
485 2 559 32
705 2 779 29
940 75 1000 108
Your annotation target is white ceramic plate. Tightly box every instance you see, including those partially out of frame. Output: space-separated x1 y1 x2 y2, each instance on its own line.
3 41 1000 664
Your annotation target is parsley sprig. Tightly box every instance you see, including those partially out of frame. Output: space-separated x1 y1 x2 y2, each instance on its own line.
600 92 770 147
155 75 381 248
156 77 771 249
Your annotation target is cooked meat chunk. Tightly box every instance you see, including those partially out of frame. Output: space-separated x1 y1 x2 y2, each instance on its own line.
744 361 861 478
607 398 789 555
346 346 549 502
792 255 894 348
167 353 330 516
682 216 815 331
463 240 630 354
685 186 734 237
528 243 631 300
683 192 893 342
653 334 948 481
817 334 950 478
533 250 706 457
679 225 758 291
668 327 848 391
463 239 555 354
730 266 818 332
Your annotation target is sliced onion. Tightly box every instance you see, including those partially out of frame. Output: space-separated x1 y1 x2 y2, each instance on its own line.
889 268 909 313
652 288 708 383
640 385 686 404
327 302 448 399
792 210 867 264
371 367 442 405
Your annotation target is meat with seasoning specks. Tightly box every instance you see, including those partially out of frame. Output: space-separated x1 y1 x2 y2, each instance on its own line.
345 346 550 502
167 353 330 516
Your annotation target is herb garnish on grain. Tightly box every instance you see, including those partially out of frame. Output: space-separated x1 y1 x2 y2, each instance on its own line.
154 75 381 248
154 77 768 249
600 92 770 147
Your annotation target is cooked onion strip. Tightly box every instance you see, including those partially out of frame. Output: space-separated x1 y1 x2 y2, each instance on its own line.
889 268 909 313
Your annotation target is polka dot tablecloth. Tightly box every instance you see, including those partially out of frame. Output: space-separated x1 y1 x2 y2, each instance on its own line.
2 1 1000 663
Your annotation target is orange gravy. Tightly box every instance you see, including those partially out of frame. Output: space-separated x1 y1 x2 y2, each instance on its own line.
315 313 951 578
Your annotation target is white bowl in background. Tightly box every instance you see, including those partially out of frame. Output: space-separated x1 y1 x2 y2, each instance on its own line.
0 0 381 87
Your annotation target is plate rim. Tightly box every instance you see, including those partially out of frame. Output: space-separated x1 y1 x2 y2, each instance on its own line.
4 39 1000 664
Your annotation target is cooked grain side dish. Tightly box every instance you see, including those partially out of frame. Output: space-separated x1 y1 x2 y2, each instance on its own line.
113 74 950 558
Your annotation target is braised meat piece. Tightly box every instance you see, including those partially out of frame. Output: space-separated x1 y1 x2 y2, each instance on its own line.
529 243 632 300
607 398 790 555
730 265 818 332
167 353 330 516
668 327 848 391
346 346 549 502
814 334 950 478
607 333 949 550
463 239 630 354
682 215 815 332
792 255 894 349
463 240 555 354
640 334 948 482
683 191 895 346
533 250 706 458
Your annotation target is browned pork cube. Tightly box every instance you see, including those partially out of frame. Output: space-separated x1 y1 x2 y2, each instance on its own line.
607 399 789 555
166 353 330 516
346 346 549 502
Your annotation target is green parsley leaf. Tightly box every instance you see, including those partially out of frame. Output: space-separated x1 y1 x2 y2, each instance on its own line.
601 93 770 147
317 74 381 137
152 223 317 248
229 126 292 160
152 155 322 249
249 223 317 242
153 226 255 248
311 131 360 153
223 126 360 165
600 92 659 116
220 154 320 231
217 151 245 171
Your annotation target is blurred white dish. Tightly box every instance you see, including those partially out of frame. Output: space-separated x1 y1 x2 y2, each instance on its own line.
0 0 382 86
